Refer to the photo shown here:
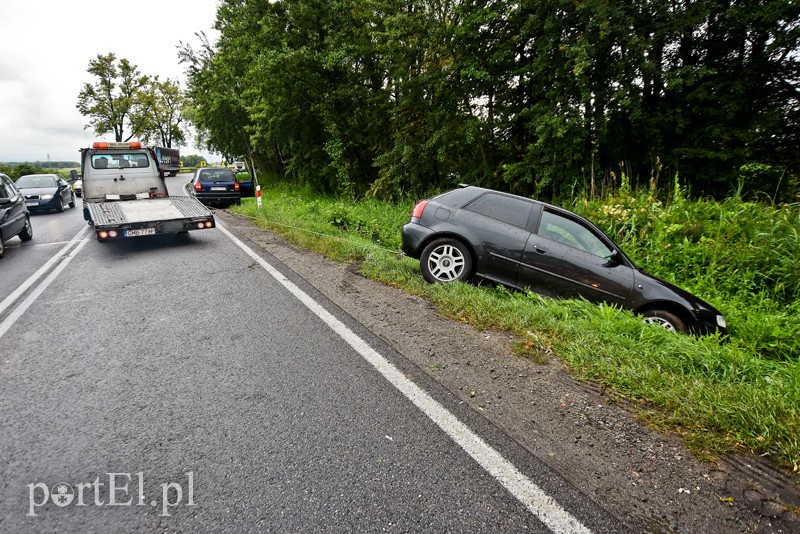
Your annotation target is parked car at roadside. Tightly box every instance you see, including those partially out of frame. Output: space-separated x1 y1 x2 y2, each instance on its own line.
401 185 726 335
189 167 241 206
0 173 33 258
15 174 75 213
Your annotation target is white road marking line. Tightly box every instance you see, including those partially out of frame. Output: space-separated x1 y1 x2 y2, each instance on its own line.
0 230 91 340
0 226 91 317
217 222 593 534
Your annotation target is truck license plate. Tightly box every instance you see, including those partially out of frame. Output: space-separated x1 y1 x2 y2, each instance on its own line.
124 228 157 237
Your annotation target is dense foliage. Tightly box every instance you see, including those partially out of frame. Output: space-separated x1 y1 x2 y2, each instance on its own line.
182 0 799 201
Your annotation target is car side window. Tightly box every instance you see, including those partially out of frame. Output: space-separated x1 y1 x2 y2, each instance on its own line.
0 176 15 198
538 210 613 258
464 193 533 229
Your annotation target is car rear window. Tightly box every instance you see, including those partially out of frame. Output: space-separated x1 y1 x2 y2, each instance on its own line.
92 154 149 169
199 169 235 181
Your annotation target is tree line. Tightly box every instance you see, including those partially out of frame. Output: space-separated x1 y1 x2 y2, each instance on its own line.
77 53 187 148
180 0 798 202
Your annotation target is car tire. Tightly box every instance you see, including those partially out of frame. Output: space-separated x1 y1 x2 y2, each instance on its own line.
69 195 76 208
642 310 688 333
19 217 33 241
56 201 64 213
0 234 4 258
420 237 473 283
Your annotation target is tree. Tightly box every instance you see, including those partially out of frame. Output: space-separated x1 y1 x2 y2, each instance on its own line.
181 0 799 201
179 31 255 166
139 78 187 148
76 53 151 142
181 154 206 167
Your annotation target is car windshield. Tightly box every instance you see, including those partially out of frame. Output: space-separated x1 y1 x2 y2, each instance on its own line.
199 169 235 182
16 175 57 188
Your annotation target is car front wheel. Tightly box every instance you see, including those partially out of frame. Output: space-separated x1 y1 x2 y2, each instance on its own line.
420 238 473 283
19 217 33 241
642 310 688 333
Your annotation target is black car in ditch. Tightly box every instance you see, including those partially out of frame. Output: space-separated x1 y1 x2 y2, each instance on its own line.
401 186 726 335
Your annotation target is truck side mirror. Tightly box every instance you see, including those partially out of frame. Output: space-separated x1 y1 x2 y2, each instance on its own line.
69 170 78 181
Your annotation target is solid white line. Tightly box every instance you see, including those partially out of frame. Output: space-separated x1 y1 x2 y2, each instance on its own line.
216 222 592 534
0 226 91 317
0 232 91 340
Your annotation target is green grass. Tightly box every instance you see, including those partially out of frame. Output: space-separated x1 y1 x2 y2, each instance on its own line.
232 180 800 474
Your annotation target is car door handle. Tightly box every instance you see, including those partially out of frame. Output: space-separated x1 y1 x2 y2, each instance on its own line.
534 245 547 254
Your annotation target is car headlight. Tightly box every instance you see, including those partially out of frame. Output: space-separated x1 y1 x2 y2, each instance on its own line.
716 315 727 329
40 194 53 200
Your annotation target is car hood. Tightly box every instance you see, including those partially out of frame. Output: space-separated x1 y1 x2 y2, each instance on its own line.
634 268 721 314
19 186 58 195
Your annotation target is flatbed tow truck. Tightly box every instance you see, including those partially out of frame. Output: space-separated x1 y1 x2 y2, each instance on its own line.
81 142 215 241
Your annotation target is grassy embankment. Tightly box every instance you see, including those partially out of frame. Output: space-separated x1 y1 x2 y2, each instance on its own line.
231 179 799 474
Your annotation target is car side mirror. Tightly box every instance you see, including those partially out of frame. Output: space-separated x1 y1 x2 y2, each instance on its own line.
604 249 622 267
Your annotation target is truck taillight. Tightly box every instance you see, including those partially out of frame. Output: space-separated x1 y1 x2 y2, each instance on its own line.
411 200 429 219
234 181 240 192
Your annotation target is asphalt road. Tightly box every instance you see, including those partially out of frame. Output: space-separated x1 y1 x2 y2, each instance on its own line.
0 180 624 532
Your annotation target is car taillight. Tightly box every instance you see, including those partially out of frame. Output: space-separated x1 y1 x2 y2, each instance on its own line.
194 181 202 192
234 181 240 192
411 200 428 219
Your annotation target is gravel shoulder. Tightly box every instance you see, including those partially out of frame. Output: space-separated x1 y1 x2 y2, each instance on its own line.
218 209 799 533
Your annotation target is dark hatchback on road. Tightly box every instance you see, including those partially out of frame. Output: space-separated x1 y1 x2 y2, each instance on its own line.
402 186 726 335
189 168 241 206
0 173 33 257
16 173 76 213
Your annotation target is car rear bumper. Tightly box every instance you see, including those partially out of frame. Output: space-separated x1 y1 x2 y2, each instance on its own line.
194 191 241 204
401 222 433 258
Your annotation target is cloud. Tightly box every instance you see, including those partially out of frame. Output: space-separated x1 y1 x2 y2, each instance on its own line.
0 0 220 162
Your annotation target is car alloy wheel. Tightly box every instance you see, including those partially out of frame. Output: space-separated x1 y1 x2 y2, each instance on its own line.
421 238 472 283
20 217 33 241
642 310 688 333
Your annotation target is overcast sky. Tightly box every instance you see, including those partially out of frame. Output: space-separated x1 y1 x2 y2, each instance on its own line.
0 1 221 163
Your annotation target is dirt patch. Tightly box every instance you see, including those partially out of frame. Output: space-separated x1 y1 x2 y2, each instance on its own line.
218 210 799 533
